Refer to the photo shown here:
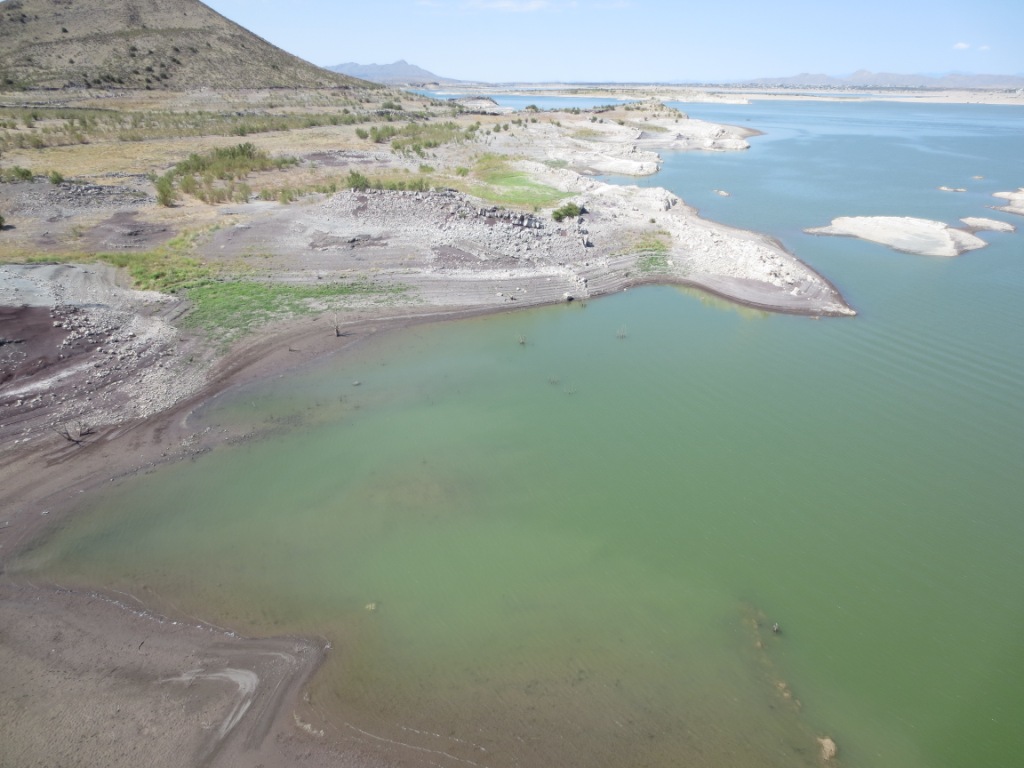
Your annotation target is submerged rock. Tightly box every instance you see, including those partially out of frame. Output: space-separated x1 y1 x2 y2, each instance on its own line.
817 736 838 761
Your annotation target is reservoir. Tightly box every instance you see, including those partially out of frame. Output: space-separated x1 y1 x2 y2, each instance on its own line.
14 100 1024 768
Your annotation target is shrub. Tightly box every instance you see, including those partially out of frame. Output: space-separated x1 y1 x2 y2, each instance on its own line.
5 166 33 182
346 170 371 191
0 212 5 229
48 170 64 185
552 202 582 222
355 127 369 140
155 172 176 207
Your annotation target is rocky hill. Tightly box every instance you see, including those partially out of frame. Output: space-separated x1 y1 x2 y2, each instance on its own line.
327 60 458 85
744 69 1024 90
0 0 371 90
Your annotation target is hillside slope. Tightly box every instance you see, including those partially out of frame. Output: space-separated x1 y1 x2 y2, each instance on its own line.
328 59 459 84
0 0 371 90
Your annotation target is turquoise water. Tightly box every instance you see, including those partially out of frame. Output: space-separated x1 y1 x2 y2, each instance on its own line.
14 103 1024 768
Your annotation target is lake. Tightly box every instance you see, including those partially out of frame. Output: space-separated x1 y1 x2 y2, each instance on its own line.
14 100 1024 768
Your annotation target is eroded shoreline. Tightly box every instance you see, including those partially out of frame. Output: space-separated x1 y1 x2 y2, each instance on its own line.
0 91 854 768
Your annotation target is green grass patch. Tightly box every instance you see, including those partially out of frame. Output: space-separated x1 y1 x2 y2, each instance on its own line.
627 232 673 272
14 231 408 343
182 279 406 342
100 249 215 291
469 154 565 207
637 253 670 272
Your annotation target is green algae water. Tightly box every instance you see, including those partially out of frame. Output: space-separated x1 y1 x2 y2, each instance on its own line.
14 102 1024 768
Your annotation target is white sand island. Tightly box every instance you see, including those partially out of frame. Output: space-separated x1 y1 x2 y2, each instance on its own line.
992 188 1024 216
960 217 1016 233
805 216 987 257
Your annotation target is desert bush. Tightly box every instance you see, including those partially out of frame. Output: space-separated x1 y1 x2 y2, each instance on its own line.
346 170 371 191
1 166 33 182
552 202 582 222
154 173 176 207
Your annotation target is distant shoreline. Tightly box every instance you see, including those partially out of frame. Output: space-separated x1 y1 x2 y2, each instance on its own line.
413 82 1024 107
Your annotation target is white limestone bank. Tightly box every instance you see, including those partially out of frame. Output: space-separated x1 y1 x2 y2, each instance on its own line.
480 109 757 177
960 217 1016 233
992 188 1024 216
805 216 987 257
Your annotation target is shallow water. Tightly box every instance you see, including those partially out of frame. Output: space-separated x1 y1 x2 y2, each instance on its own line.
15 102 1024 768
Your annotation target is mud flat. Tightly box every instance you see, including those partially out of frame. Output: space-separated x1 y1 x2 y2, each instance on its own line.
0 581 372 768
0 263 207 451
805 215 989 256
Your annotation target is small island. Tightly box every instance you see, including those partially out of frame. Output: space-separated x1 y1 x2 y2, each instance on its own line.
805 216 989 256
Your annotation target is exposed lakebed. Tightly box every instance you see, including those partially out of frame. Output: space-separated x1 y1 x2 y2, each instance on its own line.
14 100 1024 768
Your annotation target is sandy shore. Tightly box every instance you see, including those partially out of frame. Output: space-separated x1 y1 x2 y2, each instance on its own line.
1 95 855 768
433 82 1024 106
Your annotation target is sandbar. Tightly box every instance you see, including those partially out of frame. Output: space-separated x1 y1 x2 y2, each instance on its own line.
960 217 1016 233
805 216 988 256
992 188 1024 216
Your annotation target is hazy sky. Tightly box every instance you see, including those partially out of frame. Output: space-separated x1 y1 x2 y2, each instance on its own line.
204 0 1024 82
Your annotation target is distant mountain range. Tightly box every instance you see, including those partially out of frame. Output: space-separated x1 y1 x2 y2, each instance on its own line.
741 70 1024 89
0 0 369 90
327 60 458 85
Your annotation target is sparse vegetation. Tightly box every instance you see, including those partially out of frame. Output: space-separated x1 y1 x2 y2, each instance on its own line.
38 233 406 342
638 254 669 272
0 106 377 153
344 169 432 193
183 278 407 343
1 165 33 182
633 232 673 272
156 142 296 204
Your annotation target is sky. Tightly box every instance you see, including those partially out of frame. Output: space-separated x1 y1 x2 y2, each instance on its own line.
204 0 1024 83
